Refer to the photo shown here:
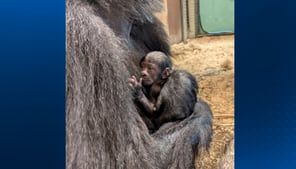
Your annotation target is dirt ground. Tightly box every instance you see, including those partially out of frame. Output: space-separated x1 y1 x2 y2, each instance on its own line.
171 35 234 169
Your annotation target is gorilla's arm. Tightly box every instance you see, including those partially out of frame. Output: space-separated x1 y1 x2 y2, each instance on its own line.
130 17 171 56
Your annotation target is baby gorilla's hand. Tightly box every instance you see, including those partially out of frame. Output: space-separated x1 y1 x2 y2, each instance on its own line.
128 75 142 88
128 76 143 97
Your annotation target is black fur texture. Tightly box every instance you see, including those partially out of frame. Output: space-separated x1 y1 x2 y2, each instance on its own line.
152 70 199 130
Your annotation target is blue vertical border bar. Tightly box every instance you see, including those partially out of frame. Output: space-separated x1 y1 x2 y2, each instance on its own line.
0 1 65 169
236 0 296 168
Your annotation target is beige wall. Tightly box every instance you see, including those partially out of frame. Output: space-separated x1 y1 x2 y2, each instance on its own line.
155 0 182 44
155 0 169 33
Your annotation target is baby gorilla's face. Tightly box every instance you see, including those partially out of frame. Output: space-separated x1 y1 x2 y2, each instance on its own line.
140 58 161 86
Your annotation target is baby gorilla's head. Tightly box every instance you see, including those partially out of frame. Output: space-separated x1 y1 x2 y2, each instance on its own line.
140 51 172 86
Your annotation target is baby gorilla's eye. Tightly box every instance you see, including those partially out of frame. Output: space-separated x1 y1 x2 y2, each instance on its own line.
140 62 147 68
147 65 153 70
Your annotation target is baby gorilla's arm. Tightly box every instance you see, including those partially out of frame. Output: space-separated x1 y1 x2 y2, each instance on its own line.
128 75 157 115
136 91 157 115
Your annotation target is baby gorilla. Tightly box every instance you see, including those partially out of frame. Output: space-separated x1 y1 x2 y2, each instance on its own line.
129 51 198 133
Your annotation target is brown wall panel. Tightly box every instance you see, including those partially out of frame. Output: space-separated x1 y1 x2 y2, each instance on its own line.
156 0 182 44
167 0 182 43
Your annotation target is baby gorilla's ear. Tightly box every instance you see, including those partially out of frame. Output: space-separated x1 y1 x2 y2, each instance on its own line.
161 67 171 79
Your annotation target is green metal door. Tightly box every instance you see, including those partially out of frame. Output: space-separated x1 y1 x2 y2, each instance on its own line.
199 0 234 34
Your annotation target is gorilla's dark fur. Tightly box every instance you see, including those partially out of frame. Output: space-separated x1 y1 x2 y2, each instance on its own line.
151 70 199 130
66 0 212 168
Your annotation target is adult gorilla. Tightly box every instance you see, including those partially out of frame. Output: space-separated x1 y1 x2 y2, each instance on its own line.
66 0 212 168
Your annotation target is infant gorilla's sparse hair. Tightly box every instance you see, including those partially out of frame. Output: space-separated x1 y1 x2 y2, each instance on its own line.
140 51 172 71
